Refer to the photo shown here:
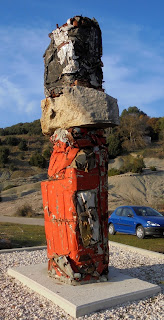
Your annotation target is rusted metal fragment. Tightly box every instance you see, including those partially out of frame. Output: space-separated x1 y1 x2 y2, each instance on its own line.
76 190 99 247
43 16 103 97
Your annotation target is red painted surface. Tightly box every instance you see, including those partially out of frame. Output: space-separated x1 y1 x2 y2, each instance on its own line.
41 129 109 284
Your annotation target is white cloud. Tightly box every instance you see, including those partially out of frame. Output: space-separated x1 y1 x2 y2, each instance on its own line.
0 26 49 125
0 21 164 127
0 77 24 111
102 22 164 116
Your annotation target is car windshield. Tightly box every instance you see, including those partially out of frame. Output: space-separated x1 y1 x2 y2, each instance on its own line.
133 207 163 217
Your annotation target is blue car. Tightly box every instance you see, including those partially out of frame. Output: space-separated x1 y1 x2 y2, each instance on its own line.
108 206 164 238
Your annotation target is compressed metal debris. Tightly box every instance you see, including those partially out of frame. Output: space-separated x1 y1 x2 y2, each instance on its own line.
43 16 103 97
41 16 119 133
41 15 119 285
41 128 109 284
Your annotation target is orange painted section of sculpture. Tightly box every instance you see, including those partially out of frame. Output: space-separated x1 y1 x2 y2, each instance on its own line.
41 129 109 284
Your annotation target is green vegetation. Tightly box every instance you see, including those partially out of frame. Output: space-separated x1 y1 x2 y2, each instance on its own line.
18 139 27 151
108 168 121 176
0 147 9 167
121 106 147 117
2 184 17 191
0 120 52 177
43 147 52 160
0 223 46 248
108 106 164 157
0 120 42 136
108 155 145 176
149 166 156 171
15 204 36 217
109 234 164 253
140 142 164 159
9 164 16 171
0 110 163 178
107 132 122 158
121 155 145 174
4 136 20 146
29 152 47 168
1 222 163 252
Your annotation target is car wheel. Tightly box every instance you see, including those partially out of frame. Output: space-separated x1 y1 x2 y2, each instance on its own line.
109 223 116 235
136 225 145 239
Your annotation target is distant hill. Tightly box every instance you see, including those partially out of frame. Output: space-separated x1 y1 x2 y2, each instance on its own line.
0 120 42 136
0 119 164 217
0 120 51 183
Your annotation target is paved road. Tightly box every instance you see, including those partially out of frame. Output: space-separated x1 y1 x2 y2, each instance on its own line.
0 216 44 226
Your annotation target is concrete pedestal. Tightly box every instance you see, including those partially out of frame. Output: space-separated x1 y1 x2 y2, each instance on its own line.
7 264 160 318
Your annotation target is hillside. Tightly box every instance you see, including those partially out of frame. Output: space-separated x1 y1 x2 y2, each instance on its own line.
0 156 164 217
0 120 164 216
108 158 164 211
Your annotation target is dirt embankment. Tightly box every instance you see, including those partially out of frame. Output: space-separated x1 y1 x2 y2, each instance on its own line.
0 174 47 217
0 158 163 216
108 157 164 210
108 170 164 210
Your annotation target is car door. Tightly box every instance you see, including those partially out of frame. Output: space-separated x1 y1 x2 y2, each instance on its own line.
111 207 123 231
119 207 136 234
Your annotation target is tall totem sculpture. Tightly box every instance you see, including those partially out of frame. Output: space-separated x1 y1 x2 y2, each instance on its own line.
41 16 119 285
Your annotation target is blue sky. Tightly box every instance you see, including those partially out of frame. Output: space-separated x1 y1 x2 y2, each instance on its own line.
0 0 164 128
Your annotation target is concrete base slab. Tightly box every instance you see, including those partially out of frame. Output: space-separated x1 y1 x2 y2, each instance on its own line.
7 264 161 318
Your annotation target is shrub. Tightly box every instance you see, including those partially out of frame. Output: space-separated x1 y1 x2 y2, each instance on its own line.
2 184 16 191
5 136 20 146
9 164 16 171
18 140 27 151
1 120 42 136
18 152 25 160
0 147 9 166
121 156 145 174
29 153 46 168
0 128 5 136
130 157 145 173
43 147 52 160
15 204 35 217
107 133 122 159
149 166 157 171
108 168 121 176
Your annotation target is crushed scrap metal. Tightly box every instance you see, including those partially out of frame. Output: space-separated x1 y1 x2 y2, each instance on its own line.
43 16 103 97
41 128 109 284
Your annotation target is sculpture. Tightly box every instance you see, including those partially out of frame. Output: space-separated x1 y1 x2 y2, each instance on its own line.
41 16 119 284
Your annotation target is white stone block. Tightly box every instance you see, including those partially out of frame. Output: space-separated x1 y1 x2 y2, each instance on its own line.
41 86 119 135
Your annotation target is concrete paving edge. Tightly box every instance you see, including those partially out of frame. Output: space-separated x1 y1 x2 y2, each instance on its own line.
0 246 47 254
0 242 163 259
109 241 164 259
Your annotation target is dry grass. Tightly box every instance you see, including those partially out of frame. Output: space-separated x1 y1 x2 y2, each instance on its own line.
109 233 164 253
0 222 46 248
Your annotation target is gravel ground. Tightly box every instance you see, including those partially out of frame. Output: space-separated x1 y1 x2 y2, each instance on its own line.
0 244 164 320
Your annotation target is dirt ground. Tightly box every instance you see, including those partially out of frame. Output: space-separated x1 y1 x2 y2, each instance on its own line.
0 191 43 217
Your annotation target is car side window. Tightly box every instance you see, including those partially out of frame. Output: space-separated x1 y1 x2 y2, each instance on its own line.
115 208 122 216
122 208 134 217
